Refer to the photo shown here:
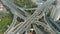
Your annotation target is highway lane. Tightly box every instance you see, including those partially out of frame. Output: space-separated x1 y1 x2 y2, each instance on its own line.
44 7 60 31
23 8 37 10
49 18 60 31
0 0 27 20
33 21 47 34
0 0 55 33
15 6 44 34
35 21 57 34
13 18 36 34
34 23 48 34
7 0 29 17
13 0 55 34
8 0 37 10
0 0 28 33
17 18 46 34
0 0 37 34
33 5 57 34
44 12 59 34
33 24 44 34
4 15 17 34
0 0 23 34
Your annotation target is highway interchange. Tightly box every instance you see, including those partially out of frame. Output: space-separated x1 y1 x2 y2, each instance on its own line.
0 0 60 34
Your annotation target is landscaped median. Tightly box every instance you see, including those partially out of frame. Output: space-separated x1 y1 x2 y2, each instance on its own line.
14 0 37 15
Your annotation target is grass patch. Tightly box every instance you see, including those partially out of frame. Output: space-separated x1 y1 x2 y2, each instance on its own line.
0 12 13 34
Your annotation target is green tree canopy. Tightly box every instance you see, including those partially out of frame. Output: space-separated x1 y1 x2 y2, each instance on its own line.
14 0 37 8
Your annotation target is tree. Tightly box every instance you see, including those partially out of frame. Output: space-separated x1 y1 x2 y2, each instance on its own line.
17 17 24 22
14 0 37 8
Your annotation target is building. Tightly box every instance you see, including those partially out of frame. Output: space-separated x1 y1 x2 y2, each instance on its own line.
0 3 6 19
50 0 60 21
